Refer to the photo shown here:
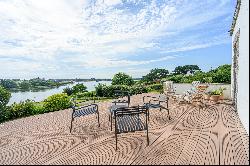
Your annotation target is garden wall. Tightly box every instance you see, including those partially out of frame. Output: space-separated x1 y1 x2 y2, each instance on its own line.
163 82 231 99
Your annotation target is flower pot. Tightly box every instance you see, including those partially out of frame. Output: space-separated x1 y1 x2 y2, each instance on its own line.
219 95 224 100
204 94 211 100
210 95 220 102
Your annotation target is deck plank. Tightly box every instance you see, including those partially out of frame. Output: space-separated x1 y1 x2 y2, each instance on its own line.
0 93 248 165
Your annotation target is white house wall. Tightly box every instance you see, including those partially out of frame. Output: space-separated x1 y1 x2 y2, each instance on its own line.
232 0 249 134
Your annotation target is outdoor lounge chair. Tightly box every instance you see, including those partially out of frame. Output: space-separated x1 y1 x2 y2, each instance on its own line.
70 99 100 133
114 105 149 150
143 94 170 120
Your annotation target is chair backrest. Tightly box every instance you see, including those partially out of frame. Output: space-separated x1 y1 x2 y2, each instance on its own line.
114 105 148 117
113 90 130 106
70 98 100 133
72 103 98 118
192 81 200 88
164 81 174 92
114 90 129 97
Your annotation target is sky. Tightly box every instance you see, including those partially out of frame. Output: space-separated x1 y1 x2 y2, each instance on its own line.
0 0 236 79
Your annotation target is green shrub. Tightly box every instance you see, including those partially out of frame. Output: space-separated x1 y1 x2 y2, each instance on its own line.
95 83 106 97
34 103 46 114
0 86 11 123
129 84 148 95
180 76 193 83
146 84 163 92
63 87 74 96
7 100 36 119
203 77 213 83
43 93 72 112
103 85 130 97
209 64 231 83
0 86 11 109
0 107 10 123
166 74 184 83
95 83 149 97
74 91 96 98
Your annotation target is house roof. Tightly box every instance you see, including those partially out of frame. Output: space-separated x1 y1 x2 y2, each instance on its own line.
229 0 241 36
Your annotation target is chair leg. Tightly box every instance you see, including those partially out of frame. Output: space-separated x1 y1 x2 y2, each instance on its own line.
97 112 100 127
111 117 113 131
115 134 118 151
70 118 74 133
148 109 150 122
168 109 170 120
146 128 149 146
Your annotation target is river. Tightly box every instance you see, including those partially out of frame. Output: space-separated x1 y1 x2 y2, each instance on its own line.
8 81 111 105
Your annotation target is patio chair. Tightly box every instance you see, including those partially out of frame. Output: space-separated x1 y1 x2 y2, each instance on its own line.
114 106 149 150
112 90 130 106
143 94 170 120
163 81 176 96
186 81 201 96
70 99 100 133
109 92 130 131
173 81 201 104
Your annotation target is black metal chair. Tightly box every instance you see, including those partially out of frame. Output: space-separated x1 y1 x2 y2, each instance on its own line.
114 106 149 150
70 99 100 133
113 90 130 106
143 94 170 120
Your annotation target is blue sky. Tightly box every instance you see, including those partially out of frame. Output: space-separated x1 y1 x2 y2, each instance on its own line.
0 0 236 79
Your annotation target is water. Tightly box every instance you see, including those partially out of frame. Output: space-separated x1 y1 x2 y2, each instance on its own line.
8 81 111 105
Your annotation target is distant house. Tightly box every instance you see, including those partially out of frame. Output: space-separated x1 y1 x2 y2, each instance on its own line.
229 0 249 134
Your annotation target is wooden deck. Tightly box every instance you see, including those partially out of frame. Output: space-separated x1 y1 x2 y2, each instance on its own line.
0 93 249 165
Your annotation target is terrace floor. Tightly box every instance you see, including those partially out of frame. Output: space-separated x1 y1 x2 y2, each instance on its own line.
0 93 249 165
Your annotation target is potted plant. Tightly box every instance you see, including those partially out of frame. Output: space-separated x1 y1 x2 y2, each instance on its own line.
204 91 212 100
209 87 226 102
218 87 226 100
210 90 221 102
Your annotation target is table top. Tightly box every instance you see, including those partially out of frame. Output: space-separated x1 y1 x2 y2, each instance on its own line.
108 104 128 113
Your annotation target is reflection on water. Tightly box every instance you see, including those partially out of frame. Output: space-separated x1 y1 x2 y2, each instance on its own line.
8 81 111 105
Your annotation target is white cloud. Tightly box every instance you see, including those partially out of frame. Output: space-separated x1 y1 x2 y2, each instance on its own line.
0 0 233 78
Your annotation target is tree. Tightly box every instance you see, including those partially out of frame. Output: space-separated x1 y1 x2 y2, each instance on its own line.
142 68 169 83
72 83 87 94
112 72 134 86
173 65 201 75
63 87 74 96
0 86 11 110
185 65 201 74
209 64 231 83
19 81 31 90
0 79 18 89
173 66 185 75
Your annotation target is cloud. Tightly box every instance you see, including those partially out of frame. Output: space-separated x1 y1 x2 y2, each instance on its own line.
0 0 233 78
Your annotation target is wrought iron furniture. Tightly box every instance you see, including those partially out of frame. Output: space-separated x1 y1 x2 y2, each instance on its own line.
114 106 149 150
112 90 130 106
108 104 128 131
143 94 170 120
70 99 100 133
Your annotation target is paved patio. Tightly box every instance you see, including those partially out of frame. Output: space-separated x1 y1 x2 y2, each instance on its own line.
0 93 249 165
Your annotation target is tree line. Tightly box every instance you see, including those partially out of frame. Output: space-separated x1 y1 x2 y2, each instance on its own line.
0 77 73 92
